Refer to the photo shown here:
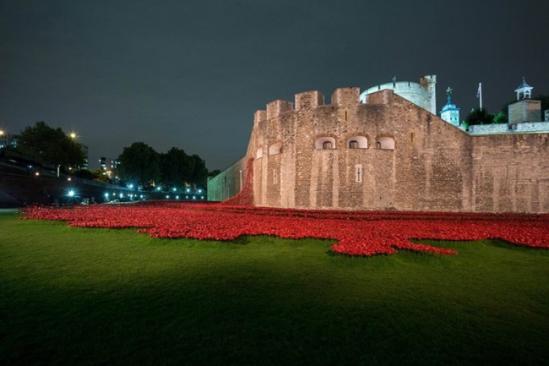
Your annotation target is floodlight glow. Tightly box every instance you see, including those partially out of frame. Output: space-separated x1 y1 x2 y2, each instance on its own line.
156 186 162 191
67 189 76 197
104 192 109 198
69 132 77 139
175 195 180 200
197 189 202 193
127 183 134 189
172 187 177 192
165 195 170 199
186 188 191 193
119 193 124 198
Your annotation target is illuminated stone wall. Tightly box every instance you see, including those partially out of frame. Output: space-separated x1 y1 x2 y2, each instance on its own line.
209 88 549 213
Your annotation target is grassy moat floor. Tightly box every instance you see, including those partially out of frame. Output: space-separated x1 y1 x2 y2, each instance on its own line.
1 212 548 365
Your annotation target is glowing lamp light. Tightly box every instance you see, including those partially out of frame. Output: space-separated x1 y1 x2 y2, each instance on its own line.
175 195 180 200
67 189 76 197
119 193 124 198
156 186 162 191
127 183 134 189
67 177 72 181
185 195 189 199
197 189 202 194
186 188 191 193
69 132 77 139
104 192 109 198
165 195 170 199
192 196 196 200
0 129 5 136
34 172 40 176
172 187 177 192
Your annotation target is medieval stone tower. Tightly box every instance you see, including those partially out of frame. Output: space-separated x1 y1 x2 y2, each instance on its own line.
208 77 549 213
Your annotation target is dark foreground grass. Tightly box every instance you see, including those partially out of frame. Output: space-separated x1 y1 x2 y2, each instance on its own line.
1 213 548 365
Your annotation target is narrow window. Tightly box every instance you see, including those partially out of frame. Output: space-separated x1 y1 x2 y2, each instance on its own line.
323 141 333 150
376 137 395 150
349 140 359 149
355 164 363 183
410 132 414 142
273 169 278 184
344 110 348 121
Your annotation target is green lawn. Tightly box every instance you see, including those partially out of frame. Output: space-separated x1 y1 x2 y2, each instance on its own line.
1 213 548 365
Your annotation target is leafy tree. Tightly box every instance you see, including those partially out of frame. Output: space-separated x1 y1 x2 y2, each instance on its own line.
208 169 221 177
465 109 495 126
16 121 85 167
160 147 190 187
118 142 160 185
493 111 507 124
188 154 208 187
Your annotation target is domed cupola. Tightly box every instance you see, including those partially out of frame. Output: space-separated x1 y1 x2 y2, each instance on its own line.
440 87 461 127
515 77 533 101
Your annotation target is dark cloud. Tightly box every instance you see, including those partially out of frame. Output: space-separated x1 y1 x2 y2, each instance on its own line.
1 0 548 169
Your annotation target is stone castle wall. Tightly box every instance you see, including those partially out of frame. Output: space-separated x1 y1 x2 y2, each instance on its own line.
208 88 549 213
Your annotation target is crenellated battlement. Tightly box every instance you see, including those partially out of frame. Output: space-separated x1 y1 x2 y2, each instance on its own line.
266 100 294 120
366 89 394 105
295 90 324 110
253 110 266 125
261 87 364 120
331 87 360 106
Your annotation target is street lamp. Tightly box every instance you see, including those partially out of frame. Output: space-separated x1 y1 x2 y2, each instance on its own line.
0 129 5 137
69 132 77 139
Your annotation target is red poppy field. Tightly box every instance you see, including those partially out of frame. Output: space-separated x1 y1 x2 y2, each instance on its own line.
23 203 549 256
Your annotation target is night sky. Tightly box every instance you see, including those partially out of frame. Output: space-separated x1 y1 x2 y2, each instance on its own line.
1 0 548 170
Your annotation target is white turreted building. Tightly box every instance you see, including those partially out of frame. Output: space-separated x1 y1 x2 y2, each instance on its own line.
359 75 437 115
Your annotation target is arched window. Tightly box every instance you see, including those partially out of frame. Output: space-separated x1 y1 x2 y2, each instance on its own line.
347 136 368 149
255 147 263 159
315 137 336 150
376 137 395 150
268 142 282 155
